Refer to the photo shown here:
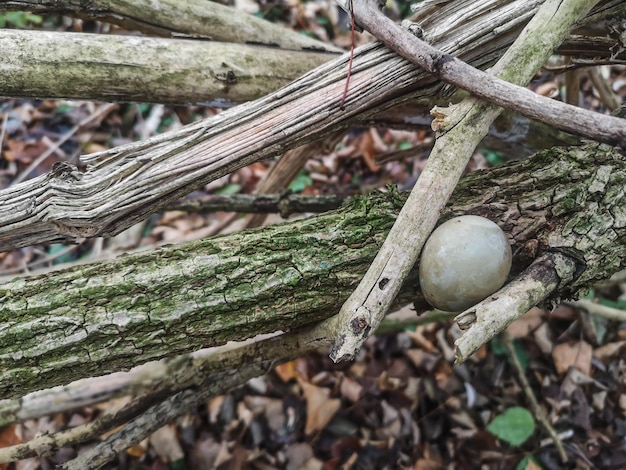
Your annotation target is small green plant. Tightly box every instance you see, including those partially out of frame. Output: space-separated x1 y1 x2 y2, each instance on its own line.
492 337 529 370
215 183 242 196
289 170 313 193
0 11 43 28
488 407 535 446
482 148 508 166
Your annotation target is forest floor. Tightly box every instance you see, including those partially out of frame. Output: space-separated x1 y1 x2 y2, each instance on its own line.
0 1 625 469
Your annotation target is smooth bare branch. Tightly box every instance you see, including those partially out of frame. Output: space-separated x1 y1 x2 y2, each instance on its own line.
0 30 337 105
0 0 340 51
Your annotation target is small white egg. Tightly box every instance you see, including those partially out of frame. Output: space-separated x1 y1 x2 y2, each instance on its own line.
419 215 512 312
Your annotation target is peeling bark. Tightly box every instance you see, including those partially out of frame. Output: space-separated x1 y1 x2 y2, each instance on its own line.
0 0 624 253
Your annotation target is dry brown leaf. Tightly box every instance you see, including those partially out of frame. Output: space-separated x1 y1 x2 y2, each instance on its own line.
339 376 363 403
507 307 544 338
550 303 577 320
299 380 341 435
189 436 221 469
593 340 626 363
406 349 440 373
358 130 380 173
536 82 559 97
406 326 437 352
149 424 184 463
285 442 314 470
0 425 22 470
126 438 148 458
533 323 553 354
14 458 40 470
275 359 301 383
207 395 224 424
552 341 592 375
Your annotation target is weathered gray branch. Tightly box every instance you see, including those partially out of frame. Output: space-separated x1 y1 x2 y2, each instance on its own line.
0 0 624 254
0 142 624 400
0 0 339 51
0 30 337 105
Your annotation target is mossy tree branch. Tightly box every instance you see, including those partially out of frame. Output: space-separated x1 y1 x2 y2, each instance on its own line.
0 142 624 400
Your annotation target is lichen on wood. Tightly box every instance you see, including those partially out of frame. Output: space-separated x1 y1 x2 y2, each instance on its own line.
0 142 624 400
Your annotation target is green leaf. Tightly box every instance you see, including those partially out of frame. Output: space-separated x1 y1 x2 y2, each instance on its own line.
289 171 313 193
56 103 71 114
491 338 529 371
482 149 507 166
487 407 535 446
214 183 241 196
516 454 541 470
25 13 42 24
6 11 27 27
398 141 413 150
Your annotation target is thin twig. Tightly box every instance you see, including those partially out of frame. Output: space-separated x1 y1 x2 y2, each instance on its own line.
0 393 167 462
169 193 349 215
567 299 626 322
501 332 569 463
586 67 621 111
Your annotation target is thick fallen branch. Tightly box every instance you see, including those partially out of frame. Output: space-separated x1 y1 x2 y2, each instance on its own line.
0 0 339 51
0 32 620 106
0 0 623 254
0 311 451 432
0 142 624 400
0 30 337 105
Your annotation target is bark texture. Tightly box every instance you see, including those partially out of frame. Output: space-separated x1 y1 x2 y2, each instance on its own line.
0 142 624 400
0 30 337 105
